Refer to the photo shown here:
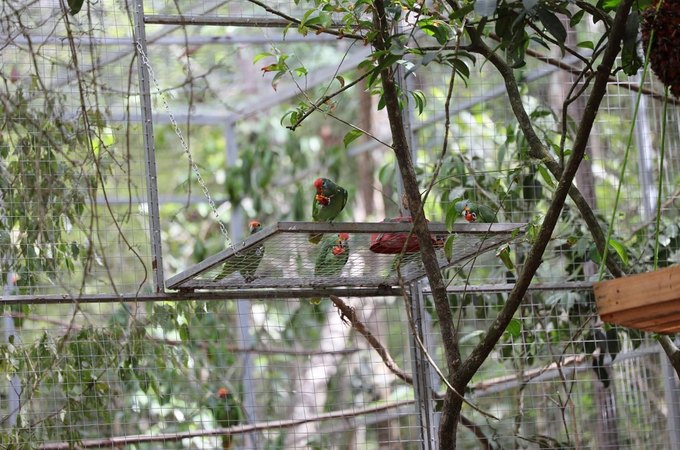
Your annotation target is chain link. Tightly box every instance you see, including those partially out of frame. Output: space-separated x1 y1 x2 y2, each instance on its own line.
135 41 233 248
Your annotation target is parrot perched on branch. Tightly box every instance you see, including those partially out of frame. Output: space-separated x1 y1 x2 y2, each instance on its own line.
209 387 242 450
309 177 348 244
214 220 264 283
455 199 497 223
310 233 350 304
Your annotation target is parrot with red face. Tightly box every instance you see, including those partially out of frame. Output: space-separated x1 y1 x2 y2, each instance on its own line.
209 387 242 450
310 233 350 304
309 178 348 244
214 220 264 282
455 199 497 223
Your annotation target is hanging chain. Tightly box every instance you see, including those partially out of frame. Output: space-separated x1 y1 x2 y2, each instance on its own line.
135 41 234 248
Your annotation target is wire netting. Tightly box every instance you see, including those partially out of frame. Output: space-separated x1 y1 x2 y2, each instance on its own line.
2 0 680 449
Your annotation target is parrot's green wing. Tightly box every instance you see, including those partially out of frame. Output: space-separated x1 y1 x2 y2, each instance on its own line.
314 236 349 277
476 203 497 223
214 245 264 282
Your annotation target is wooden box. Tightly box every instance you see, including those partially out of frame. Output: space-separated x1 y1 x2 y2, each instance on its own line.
594 265 680 333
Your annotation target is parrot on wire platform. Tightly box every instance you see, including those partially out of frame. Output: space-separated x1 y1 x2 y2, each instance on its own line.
214 220 264 283
309 177 348 244
455 199 497 223
310 232 350 304
209 387 242 450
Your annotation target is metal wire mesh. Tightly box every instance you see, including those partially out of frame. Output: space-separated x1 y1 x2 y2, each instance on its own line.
2 0 680 449
167 222 525 294
2 298 424 449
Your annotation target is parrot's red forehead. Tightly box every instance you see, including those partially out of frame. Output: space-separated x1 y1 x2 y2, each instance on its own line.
313 178 324 189
338 233 350 241
218 387 229 398
249 220 261 228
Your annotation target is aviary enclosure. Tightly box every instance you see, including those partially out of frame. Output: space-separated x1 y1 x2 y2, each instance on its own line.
1 0 679 448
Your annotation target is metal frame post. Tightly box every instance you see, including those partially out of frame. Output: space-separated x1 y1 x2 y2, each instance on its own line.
408 281 438 450
133 0 166 292
3 273 21 426
661 345 680 450
225 121 261 449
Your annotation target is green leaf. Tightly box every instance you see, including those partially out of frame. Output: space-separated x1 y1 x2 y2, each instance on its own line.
537 8 567 46
410 90 427 115
621 11 642 75
570 9 585 27
607 238 629 266
343 129 364 148
505 318 522 338
253 52 273 63
577 40 594 50
537 164 556 188
444 235 456 262
602 0 622 11
496 244 514 270
68 0 85 14
450 3 475 20
445 201 462 231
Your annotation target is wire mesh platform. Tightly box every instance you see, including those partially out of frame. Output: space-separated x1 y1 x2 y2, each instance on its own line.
166 221 526 296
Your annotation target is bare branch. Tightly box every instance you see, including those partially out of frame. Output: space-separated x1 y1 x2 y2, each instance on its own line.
329 295 413 383
38 399 415 449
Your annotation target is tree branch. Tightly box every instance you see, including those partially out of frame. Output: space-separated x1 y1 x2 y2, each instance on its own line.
329 294 413 384
370 1 464 446
658 335 680 379
38 399 415 449
471 34 626 278
460 0 636 384
328 294 497 447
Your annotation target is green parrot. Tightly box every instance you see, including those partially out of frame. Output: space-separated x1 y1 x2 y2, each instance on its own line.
310 233 350 304
214 220 264 283
209 387 242 450
455 199 497 223
309 177 348 244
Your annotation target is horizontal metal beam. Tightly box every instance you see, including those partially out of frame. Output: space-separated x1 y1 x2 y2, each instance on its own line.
0 286 402 305
144 15 344 28
272 221 525 234
9 33 340 47
421 281 595 294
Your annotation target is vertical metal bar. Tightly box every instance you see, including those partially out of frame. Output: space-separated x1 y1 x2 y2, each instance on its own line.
393 18 435 447
632 77 656 216
393 22 418 217
133 0 165 292
3 273 20 426
226 121 260 450
408 282 437 450
661 346 680 450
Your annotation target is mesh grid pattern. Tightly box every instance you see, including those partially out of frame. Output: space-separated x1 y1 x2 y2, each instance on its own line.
167 222 525 293
2 0 680 449
2 298 424 449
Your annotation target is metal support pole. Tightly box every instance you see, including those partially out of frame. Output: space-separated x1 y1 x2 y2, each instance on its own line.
133 0 166 292
3 273 21 426
661 345 680 450
632 74 657 216
393 22 418 217
408 282 438 450
225 121 260 450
